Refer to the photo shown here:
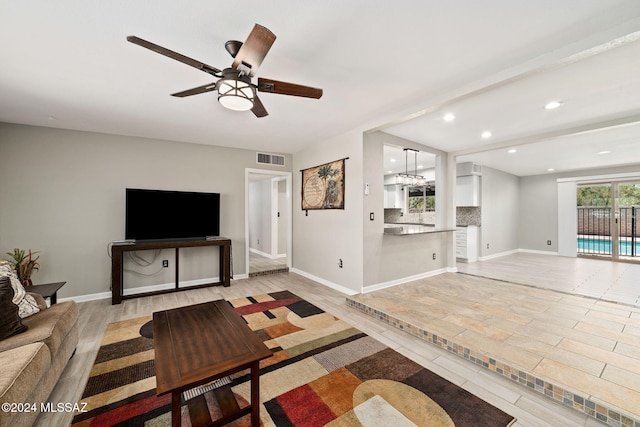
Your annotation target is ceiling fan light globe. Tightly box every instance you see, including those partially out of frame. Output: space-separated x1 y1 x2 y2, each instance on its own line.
218 78 255 111
219 94 254 111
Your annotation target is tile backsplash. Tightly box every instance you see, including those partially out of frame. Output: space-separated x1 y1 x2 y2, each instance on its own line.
457 206 481 226
384 207 481 226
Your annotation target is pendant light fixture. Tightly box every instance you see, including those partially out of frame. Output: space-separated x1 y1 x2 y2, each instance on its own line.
395 148 427 186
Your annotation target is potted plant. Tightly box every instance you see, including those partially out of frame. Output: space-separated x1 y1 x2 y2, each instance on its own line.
4 248 40 286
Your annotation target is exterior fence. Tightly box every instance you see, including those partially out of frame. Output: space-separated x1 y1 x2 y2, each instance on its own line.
577 206 639 257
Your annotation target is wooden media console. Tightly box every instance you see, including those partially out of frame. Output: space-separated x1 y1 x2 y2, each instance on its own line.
111 238 231 305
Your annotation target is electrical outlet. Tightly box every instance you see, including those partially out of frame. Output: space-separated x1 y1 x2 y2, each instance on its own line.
162 260 169 268
370 212 374 221
547 240 552 245
486 243 490 249
338 259 343 268
432 253 436 260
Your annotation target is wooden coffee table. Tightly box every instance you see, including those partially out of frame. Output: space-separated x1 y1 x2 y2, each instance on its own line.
153 300 272 427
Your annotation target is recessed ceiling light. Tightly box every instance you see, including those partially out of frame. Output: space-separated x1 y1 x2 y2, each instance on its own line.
388 170 393 174
508 149 517 154
390 158 396 163
598 150 611 154
481 131 492 139
443 113 455 122
418 165 423 169
547 168 555 172
544 101 562 110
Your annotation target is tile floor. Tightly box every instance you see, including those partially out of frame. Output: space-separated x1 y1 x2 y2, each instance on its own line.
348 253 640 426
457 252 640 306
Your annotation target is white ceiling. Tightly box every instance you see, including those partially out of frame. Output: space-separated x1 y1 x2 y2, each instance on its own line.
2 1 640 176
383 31 640 176
383 145 436 175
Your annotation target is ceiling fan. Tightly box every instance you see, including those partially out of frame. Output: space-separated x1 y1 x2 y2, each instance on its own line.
127 24 322 118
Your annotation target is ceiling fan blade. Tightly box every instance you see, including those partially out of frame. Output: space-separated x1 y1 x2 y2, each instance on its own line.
171 82 217 98
232 24 276 77
127 35 221 76
257 78 323 99
251 94 268 118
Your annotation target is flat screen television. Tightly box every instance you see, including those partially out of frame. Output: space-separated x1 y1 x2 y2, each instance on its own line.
125 188 220 241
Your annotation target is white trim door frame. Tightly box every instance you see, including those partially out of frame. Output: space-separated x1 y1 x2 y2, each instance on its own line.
245 168 292 275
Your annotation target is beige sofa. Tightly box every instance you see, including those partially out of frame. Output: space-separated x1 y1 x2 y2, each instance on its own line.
0 292 79 427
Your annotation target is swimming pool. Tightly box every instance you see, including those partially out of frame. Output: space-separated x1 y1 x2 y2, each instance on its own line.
577 237 640 256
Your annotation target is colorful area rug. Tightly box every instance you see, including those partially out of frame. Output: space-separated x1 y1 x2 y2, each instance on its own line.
71 291 516 426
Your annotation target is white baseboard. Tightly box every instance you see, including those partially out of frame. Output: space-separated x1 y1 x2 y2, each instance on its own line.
249 248 284 260
478 248 559 262
518 249 559 256
478 249 519 262
122 282 180 296
59 275 249 304
362 268 449 294
289 268 359 296
61 292 112 303
249 248 271 258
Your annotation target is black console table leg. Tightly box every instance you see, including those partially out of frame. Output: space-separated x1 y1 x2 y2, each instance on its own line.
175 248 180 290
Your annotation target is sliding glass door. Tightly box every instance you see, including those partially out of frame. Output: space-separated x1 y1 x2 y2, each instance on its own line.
577 181 640 261
617 182 640 258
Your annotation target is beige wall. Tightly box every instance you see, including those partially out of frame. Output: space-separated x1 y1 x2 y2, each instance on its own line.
480 166 520 258
292 130 364 293
363 132 453 289
518 173 559 252
278 179 288 256
248 179 272 254
0 123 291 299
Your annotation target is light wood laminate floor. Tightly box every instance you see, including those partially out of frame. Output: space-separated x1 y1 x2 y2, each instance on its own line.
37 271 611 427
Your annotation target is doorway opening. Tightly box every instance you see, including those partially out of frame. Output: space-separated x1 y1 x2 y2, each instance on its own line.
577 181 640 261
245 169 292 276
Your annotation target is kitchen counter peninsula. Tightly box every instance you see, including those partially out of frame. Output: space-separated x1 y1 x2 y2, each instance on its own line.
383 223 456 235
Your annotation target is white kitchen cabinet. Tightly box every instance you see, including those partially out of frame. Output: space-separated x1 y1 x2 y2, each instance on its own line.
456 175 480 207
456 226 478 262
384 184 404 208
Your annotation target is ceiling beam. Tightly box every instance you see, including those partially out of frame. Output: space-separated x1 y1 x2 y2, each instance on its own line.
451 111 640 157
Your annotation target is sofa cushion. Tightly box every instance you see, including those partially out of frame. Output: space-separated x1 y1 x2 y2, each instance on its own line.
0 276 27 341
0 300 78 356
0 342 50 426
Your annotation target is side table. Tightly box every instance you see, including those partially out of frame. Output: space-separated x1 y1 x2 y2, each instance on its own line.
29 282 66 305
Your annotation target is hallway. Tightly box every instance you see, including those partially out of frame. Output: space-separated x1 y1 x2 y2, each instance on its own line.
249 250 288 276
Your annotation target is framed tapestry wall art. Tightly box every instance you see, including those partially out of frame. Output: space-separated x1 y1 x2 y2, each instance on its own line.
301 158 346 210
